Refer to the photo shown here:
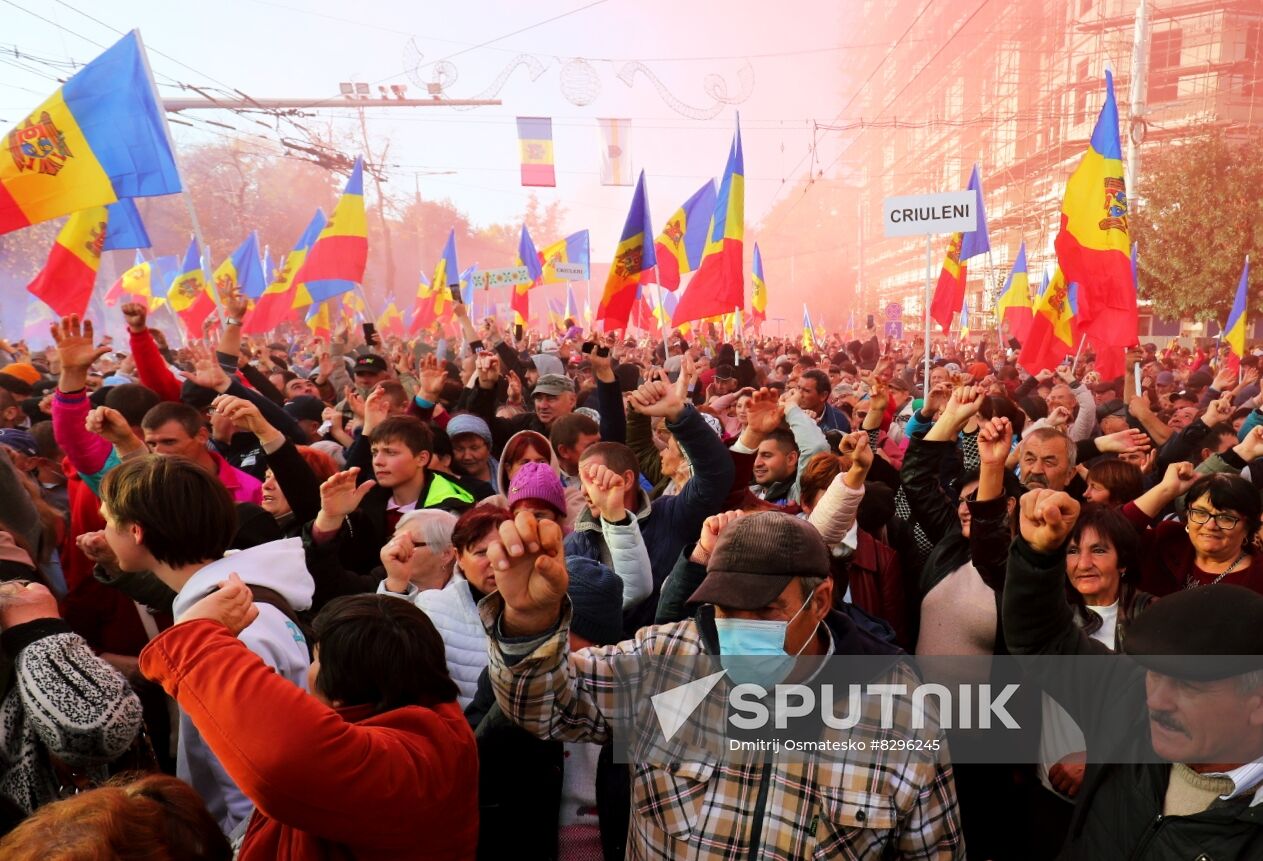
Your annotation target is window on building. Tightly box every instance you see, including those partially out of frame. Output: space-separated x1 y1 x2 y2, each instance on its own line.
1075 60 1090 125
1080 0 1093 14
1150 28 1184 103
1245 21 1262 98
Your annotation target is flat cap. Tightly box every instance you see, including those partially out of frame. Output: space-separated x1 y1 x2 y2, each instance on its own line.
1123 584 1263 681
688 511 829 611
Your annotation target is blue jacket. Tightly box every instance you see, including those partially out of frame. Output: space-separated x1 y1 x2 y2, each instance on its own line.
564 404 733 633
818 401 851 434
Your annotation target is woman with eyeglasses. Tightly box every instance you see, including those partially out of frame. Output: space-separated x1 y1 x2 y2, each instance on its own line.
1121 462 1263 596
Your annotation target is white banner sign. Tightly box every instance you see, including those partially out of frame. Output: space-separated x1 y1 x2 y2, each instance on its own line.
471 266 532 289
882 191 977 237
551 262 588 280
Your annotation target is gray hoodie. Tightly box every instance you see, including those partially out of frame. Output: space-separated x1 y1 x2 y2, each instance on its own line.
169 537 314 835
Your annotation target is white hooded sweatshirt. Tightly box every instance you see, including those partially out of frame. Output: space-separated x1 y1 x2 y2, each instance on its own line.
168 537 314 835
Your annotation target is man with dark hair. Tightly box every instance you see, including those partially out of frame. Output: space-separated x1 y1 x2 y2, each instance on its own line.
797 369 850 433
0 388 24 430
550 412 600 490
99 455 313 835
134 402 264 505
314 416 476 575
753 427 802 504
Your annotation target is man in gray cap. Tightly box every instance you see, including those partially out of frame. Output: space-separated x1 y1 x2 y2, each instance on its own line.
1005 488 1263 859
480 509 962 858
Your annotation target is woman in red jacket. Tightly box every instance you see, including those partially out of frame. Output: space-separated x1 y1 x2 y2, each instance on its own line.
139 575 478 861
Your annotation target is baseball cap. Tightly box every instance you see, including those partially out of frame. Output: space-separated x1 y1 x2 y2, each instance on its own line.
688 512 830 611
353 355 388 375
1156 371 1175 386
0 428 37 457
540 339 559 354
1123 584 1263 680
533 374 575 397
283 395 326 424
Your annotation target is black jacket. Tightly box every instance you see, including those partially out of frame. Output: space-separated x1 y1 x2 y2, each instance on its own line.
1003 535 1263 859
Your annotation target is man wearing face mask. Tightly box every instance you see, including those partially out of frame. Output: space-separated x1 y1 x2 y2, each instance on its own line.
482 509 963 858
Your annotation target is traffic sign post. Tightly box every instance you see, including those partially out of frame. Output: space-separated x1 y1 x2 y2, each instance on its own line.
883 191 978 398
884 321 904 340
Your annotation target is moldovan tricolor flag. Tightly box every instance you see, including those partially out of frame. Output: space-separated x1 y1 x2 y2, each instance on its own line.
928 167 987 331
599 118 632 186
539 230 590 284
0 31 181 236
168 237 216 334
212 232 265 303
517 117 555 187
378 296 406 338
1054 70 1137 351
995 241 1034 342
654 180 716 292
1224 257 1251 360
751 242 767 324
513 225 543 326
1019 267 1076 374
102 199 150 251
802 305 817 352
672 117 743 325
598 170 655 330
244 209 325 335
295 157 367 302
104 250 177 310
408 271 434 336
25 206 108 316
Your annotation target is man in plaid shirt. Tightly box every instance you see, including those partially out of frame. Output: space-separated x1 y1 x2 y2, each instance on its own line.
480 505 963 859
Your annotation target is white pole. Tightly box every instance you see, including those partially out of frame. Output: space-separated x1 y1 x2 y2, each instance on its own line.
656 284 672 359
924 235 933 399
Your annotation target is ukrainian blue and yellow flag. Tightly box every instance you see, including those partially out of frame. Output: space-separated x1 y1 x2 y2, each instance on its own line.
1225 257 1251 359
1054 70 1136 348
751 242 767 324
654 180 717 291
539 230 591 284
673 116 743 324
598 170 655 330
0 31 181 235
245 209 325 334
296 157 367 301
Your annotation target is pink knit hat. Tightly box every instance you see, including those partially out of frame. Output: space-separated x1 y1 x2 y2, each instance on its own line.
507 461 568 518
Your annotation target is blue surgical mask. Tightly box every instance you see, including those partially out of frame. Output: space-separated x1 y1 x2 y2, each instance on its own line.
715 588 817 689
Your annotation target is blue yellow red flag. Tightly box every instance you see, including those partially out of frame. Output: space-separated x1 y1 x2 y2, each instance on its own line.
0 31 181 236
104 250 177 310
1019 266 1076 374
654 180 717 291
213 232 265 302
514 225 543 326
672 117 743 324
408 270 434 336
1054 70 1136 349
751 242 767 324
244 209 325 334
295 157 367 301
516 117 556 187
996 242 1034 343
167 237 216 333
1224 257 1250 360
929 232 967 332
957 165 990 262
802 305 817 352
539 230 590 284
102 199 150 251
25 206 108 316
598 170 655 329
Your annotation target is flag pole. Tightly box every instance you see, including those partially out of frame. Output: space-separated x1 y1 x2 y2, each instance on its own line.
133 29 214 312
656 284 673 359
924 235 933 400
1071 333 1088 374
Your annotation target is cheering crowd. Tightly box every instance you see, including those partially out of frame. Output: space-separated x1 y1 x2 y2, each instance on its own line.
0 288 1261 859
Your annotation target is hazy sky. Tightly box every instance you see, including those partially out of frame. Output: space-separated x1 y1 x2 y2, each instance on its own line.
1 0 847 259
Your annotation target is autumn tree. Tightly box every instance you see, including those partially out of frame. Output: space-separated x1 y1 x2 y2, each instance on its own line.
1131 129 1263 320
